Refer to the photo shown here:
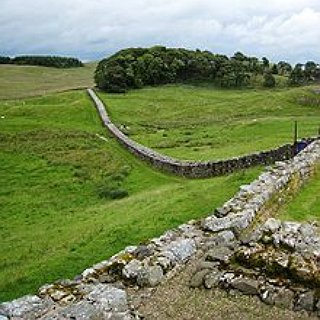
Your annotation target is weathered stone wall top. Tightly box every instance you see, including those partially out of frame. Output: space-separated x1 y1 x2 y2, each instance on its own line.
87 88 318 178
1 139 320 319
191 218 320 316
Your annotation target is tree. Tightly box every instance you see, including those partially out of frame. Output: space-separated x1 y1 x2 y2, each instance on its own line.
262 57 270 70
263 71 276 88
271 64 278 75
99 65 127 92
289 64 305 86
248 57 261 74
314 65 320 82
304 61 317 81
232 51 246 61
0 56 11 64
277 61 292 76
95 46 280 92
305 61 317 72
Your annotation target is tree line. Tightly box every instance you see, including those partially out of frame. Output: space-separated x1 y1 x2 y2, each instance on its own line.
94 46 320 92
0 55 83 68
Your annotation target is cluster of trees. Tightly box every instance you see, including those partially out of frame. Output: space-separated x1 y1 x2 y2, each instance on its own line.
289 62 320 86
0 55 83 68
0 56 11 64
95 46 320 93
95 46 273 92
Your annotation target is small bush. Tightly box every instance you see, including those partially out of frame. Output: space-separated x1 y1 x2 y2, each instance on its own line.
97 185 128 199
96 169 130 200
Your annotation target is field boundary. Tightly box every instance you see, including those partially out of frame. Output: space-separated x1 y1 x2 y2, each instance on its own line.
87 88 317 178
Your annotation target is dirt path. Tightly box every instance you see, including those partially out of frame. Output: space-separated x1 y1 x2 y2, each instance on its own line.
137 256 315 320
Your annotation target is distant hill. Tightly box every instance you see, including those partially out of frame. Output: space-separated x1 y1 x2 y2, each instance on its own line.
0 63 96 100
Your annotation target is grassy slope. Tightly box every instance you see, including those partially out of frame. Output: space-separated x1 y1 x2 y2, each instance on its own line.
0 90 261 301
1 64 318 303
278 166 320 222
99 84 320 161
0 63 96 100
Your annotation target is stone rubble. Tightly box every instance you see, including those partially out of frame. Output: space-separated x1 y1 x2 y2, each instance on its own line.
1 140 320 319
190 218 320 316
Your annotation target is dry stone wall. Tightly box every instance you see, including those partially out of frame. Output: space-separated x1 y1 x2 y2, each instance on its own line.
1 139 320 319
87 88 316 178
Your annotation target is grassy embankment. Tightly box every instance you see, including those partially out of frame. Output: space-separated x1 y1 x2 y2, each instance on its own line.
278 166 320 223
0 69 260 301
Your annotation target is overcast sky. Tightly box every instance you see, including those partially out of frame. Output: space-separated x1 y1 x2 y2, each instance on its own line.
1 0 319 63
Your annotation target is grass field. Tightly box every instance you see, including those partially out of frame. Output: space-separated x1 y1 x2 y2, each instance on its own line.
99 84 320 160
1 65 319 303
0 90 261 301
0 63 96 100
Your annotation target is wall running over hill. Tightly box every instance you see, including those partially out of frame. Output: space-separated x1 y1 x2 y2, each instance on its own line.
1 138 320 319
87 89 316 178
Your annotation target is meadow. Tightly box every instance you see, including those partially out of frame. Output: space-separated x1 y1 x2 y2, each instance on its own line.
100 84 320 160
0 63 96 100
0 64 319 302
0 89 260 301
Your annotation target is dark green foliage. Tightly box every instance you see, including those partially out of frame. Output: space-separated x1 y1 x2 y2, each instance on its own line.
277 61 292 76
216 59 250 88
262 57 270 70
10 55 83 68
0 56 11 64
289 64 307 86
96 169 130 200
315 68 320 82
263 72 276 88
271 64 278 74
304 61 318 81
305 61 317 73
95 47 258 92
96 46 320 92
97 185 129 199
289 62 320 86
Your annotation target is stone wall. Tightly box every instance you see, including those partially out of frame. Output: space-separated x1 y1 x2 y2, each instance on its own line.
87 88 317 178
1 139 320 319
191 218 320 316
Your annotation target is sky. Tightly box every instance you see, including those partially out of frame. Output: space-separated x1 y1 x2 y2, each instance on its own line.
1 0 320 63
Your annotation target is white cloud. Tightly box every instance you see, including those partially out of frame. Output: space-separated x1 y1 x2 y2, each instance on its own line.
0 0 320 63
223 8 320 61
